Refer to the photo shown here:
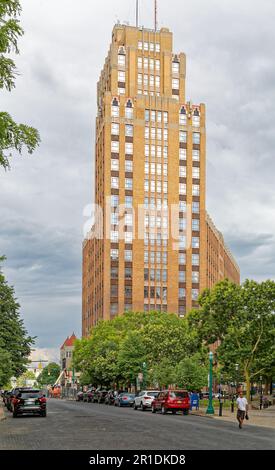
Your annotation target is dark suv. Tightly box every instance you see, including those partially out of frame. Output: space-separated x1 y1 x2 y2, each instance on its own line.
11 389 47 417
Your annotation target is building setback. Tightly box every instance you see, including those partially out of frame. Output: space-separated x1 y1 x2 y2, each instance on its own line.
82 24 240 337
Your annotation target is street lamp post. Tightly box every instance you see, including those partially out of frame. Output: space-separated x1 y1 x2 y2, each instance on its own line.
259 375 263 410
206 351 214 415
142 362 147 389
235 363 239 393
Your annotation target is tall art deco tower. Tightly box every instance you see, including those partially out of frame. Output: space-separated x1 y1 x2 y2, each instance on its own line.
82 23 240 337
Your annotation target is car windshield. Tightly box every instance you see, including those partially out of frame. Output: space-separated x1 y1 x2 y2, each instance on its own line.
169 392 188 398
19 391 41 399
147 392 159 397
122 394 135 398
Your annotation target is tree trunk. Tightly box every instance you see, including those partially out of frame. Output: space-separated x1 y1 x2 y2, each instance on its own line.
245 369 250 403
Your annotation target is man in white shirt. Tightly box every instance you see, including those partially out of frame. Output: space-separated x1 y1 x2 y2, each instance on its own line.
236 390 248 428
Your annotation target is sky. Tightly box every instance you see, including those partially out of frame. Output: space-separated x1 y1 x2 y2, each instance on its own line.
1 0 275 363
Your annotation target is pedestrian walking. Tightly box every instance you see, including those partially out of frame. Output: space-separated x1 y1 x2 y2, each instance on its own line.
236 390 248 429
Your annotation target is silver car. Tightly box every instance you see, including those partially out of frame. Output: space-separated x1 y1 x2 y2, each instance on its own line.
133 390 159 411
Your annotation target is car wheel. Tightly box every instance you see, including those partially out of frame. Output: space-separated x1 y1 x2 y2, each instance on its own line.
161 406 167 415
151 406 156 413
141 403 146 411
134 403 138 410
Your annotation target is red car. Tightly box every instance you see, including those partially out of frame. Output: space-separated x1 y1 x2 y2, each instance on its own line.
151 390 190 415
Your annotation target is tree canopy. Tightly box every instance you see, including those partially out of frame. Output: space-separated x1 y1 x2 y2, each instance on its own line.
0 0 40 169
0 256 35 387
37 362 61 386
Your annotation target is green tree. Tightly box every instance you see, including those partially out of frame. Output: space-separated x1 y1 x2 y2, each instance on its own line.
0 0 40 169
187 279 275 401
37 363 61 386
0 256 35 387
17 370 36 387
148 358 176 389
174 355 208 391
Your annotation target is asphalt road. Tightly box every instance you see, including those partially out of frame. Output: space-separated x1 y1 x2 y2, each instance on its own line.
0 398 274 450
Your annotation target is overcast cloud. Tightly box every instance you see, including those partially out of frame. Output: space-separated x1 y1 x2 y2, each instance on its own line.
0 0 274 360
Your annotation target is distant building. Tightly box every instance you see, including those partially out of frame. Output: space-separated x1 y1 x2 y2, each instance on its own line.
60 333 77 371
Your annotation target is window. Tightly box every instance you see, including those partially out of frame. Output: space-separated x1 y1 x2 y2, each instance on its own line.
145 144 150 157
179 107 187 125
111 195 119 207
179 166 186 178
118 87 125 95
172 78 179 89
125 213 133 226
125 286 132 298
192 219 200 231
179 288 186 299
179 131 187 143
125 178 133 190
111 141 119 153
192 237 200 248
179 235 186 249
125 196 133 208
144 251 149 263
192 201 199 213
144 74 148 86
138 41 143 50
145 109 150 122
150 75 154 87
111 231 118 242
192 254 199 266
151 145 156 157
118 54 125 67
111 105 119 118
125 124 133 137
144 268 149 281
150 42 155 52
111 123 119 135
125 160 133 172
192 150 200 161
193 132 200 145
172 61 180 74
110 303 118 315
179 183 186 195
118 70 125 82
156 128 162 141
157 181 161 193
125 143 133 155
163 181 168 193
192 184 200 196
144 286 149 298
125 250 132 262
138 57 142 69
144 162 149 174
192 289 199 300
192 167 200 179
143 57 148 69
155 43 160 52
179 200 186 212
144 180 149 192
155 76 160 88
163 129 168 141
179 253 186 265
125 304 132 312
144 42 149 51
151 127 156 139
151 110 156 122
162 269 167 282
156 59 160 71
111 177 119 189
145 127 150 139
163 112 168 123
179 271 185 283
138 73 143 86
163 163 167 176
151 180 155 192
125 107 133 120
125 232 133 244
179 218 186 231
179 148 187 160
111 159 119 171
192 271 199 283
111 249 118 260
163 147 168 159
111 212 118 225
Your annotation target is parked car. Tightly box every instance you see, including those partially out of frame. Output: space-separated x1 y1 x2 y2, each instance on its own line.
151 390 190 415
11 389 47 418
92 388 108 403
83 389 96 402
2 390 12 407
6 387 33 411
76 391 84 401
104 390 118 405
114 392 135 407
134 390 159 411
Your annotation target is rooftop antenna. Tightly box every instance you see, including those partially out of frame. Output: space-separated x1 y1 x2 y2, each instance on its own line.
154 0 158 31
136 0 139 27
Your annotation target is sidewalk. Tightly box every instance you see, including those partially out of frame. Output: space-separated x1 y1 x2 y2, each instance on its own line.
190 405 275 429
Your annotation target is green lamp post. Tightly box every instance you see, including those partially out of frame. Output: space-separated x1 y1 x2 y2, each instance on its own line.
142 362 147 389
206 351 214 415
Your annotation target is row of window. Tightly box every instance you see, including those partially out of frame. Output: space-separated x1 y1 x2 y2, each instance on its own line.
179 184 200 196
110 231 133 243
179 113 200 127
177 236 200 249
145 215 168 228
111 195 133 208
111 141 133 154
111 105 133 119
144 268 167 282
110 196 200 214
110 249 132 261
111 266 132 278
145 144 168 158
138 73 160 88
145 162 168 176
111 213 133 226
138 41 160 52
111 123 133 136
179 167 200 179
111 177 133 190
144 286 167 299
145 109 168 123
144 251 168 264
144 180 168 193
180 131 200 144
111 159 133 172
138 57 160 71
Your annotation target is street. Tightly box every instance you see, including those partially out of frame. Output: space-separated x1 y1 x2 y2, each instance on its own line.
0 399 274 450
